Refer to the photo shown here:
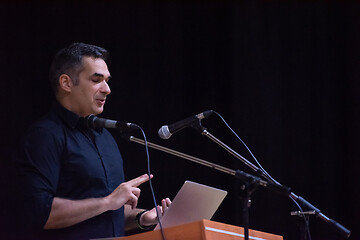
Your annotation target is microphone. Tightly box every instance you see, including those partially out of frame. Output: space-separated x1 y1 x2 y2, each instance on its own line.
158 110 214 139
85 115 138 132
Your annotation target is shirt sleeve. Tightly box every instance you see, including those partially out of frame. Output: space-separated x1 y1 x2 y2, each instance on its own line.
19 126 63 229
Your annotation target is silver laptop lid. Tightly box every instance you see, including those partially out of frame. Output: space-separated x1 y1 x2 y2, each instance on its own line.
154 180 227 230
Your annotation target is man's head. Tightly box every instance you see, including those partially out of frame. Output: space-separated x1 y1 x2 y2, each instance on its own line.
49 42 109 94
50 43 112 117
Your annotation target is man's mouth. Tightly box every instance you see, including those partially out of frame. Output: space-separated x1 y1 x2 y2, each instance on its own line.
96 98 106 104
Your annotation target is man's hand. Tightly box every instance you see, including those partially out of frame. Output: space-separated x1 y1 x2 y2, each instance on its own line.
105 174 152 211
44 174 152 230
140 198 172 226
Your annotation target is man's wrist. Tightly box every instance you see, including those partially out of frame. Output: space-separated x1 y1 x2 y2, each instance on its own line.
135 210 154 230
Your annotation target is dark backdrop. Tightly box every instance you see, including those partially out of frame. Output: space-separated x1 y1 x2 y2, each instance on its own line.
0 1 359 240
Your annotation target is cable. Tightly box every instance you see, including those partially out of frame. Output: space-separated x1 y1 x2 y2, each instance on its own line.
212 111 312 239
212 111 280 185
136 125 166 240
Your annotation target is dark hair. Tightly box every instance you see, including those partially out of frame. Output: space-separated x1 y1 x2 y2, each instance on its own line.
49 42 109 94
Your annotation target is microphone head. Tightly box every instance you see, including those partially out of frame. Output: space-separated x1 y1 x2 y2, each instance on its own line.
85 115 116 130
158 125 172 139
85 115 97 129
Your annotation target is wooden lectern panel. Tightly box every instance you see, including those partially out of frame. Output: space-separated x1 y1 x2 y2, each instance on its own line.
116 219 283 240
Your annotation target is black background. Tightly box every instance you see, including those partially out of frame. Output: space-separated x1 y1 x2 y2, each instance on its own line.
0 1 359 239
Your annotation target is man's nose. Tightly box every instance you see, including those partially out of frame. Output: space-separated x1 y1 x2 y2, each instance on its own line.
101 81 111 95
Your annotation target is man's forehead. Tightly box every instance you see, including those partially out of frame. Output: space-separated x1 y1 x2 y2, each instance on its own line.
81 56 110 76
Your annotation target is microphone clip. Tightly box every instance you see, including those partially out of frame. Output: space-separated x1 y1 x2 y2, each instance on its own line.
189 118 207 133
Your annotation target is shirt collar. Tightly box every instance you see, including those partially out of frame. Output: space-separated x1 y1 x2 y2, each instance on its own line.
52 102 104 133
52 102 80 129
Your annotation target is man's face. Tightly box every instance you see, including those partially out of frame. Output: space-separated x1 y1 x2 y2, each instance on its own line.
69 56 111 117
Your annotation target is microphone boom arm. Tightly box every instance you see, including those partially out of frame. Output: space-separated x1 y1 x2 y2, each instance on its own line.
129 136 291 195
129 136 236 176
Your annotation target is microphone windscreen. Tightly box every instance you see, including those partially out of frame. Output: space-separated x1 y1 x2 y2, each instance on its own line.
158 126 171 139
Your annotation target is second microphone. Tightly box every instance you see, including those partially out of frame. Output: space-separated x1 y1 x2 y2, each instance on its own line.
158 110 214 139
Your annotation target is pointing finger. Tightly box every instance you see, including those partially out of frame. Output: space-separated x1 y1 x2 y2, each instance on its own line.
126 174 153 187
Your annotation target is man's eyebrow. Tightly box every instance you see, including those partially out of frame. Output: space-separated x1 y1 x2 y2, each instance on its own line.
92 73 112 80
92 73 104 77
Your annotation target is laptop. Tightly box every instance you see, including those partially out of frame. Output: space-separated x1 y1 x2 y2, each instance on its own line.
154 180 228 230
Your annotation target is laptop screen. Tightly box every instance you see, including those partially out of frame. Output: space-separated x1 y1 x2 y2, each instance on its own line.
154 180 228 230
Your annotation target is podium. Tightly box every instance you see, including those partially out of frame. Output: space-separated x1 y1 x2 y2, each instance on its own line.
116 219 283 240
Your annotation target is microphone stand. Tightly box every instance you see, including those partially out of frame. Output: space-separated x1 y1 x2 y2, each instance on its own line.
129 130 351 239
199 129 351 239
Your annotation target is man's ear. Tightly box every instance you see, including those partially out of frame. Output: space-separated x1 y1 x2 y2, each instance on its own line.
58 74 73 93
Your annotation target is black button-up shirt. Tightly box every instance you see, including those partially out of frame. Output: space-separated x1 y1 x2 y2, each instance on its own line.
18 103 125 239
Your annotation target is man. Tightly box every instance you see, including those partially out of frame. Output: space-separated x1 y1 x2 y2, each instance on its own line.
16 43 171 239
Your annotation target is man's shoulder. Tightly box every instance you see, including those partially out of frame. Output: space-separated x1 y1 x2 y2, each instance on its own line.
19 112 67 153
26 111 66 138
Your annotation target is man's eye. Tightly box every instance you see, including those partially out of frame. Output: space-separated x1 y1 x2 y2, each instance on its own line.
92 79 100 83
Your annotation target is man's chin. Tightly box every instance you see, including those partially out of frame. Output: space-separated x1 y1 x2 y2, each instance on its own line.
93 107 104 115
